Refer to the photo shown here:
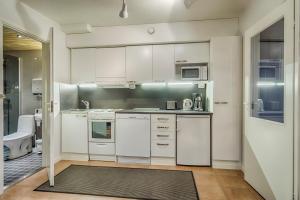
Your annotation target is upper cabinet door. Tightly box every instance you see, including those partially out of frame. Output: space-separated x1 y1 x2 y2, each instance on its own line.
95 47 126 78
175 43 210 64
126 46 153 82
153 45 175 82
71 48 96 83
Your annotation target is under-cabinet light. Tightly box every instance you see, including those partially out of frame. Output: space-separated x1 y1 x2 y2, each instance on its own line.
256 82 284 87
78 83 98 88
167 82 194 87
141 82 166 87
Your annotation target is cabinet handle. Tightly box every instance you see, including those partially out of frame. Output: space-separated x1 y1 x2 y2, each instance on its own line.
214 101 228 105
129 117 137 119
96 143 107 146
157 126 169 129
157 134 169 137
76 114 87 117
176 60 187 63
157 118 169 120
157 143 169 146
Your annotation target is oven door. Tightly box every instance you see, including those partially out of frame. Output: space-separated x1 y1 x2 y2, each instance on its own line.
89 120 115 143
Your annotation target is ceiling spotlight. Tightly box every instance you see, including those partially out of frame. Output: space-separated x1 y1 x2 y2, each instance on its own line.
119 0 128 19
17 34 22 38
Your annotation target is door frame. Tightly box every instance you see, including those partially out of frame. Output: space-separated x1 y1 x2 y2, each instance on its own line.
243 1 295 199
0 22 54 192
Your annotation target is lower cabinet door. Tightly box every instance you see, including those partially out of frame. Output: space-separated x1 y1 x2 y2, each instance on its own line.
89 142 115 155
151 140 175 157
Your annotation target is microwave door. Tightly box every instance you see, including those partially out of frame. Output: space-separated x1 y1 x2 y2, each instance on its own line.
181 67 201 80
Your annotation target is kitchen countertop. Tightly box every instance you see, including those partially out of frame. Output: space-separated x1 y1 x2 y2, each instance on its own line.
115 109 213 115
61 109 213 115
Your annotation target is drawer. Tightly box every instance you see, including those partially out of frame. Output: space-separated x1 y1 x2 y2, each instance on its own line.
89 142 115 155
152 131 175 140
152 122 175 132
151 114 176 124
151 140 175 157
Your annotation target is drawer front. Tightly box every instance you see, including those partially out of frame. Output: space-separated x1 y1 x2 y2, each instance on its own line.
151 122 175 132
89 143 115 155
152 131 175 140
151 114 176 124
151 140 175 157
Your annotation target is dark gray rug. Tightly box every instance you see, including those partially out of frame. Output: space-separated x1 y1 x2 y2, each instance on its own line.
35 165 199 200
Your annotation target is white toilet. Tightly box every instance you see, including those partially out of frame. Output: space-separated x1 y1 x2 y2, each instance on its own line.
4 115 35 160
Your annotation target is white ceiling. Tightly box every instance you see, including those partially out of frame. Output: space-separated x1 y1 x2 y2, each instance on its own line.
21 0 248 27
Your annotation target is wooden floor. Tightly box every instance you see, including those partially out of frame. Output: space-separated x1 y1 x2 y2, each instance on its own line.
0 160 264 200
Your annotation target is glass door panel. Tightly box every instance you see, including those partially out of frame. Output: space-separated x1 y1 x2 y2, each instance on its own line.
92 121 112 139
251 18 284 123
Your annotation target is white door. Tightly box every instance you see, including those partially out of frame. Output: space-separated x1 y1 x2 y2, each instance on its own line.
0 22 4 194
174 43 210 64
211 37 242 162
95 47 126 78
177 115 211 166
42 28 55 186
153 45 175 82
244 2 294 199
126 46 153 83
71 48 95 84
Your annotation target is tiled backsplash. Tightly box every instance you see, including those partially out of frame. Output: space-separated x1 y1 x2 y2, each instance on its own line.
78 85 206 110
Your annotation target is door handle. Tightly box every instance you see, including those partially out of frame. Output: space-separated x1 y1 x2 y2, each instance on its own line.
214 101 228 104
0 94 6 99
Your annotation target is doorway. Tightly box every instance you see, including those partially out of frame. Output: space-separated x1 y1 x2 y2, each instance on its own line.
243 2 294 199
2 27 44 188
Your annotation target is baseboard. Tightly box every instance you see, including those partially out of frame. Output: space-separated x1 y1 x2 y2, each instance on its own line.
117 156 150 164
212 160 242 170
89 155 116 162
151 157 176 166
61 153 89 161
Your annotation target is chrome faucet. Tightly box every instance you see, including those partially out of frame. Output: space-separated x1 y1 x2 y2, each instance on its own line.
81 100 90 109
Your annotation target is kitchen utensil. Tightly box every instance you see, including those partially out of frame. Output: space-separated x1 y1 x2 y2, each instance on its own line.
183 99 193 111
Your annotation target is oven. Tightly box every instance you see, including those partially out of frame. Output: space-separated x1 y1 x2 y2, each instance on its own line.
88 119 115 143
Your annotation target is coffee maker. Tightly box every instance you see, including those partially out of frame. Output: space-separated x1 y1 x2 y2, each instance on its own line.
192 93 203 111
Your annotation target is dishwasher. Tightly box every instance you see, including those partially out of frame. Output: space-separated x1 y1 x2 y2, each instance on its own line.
116 114 151 158
176 115 211 166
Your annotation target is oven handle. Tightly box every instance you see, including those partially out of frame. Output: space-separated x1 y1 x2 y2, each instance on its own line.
88 119 115 123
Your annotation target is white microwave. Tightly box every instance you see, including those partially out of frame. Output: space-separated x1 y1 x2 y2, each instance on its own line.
181 66 208 81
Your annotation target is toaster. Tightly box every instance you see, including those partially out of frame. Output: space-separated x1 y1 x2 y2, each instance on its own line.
166 101 177 110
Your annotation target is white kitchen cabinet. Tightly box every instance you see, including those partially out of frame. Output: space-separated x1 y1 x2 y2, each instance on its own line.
177 115 211 166
71 48 95 83
175 43 210 64
151 114 176 159
95 47 126 79
126 46 153 83
61 112 88 154
210 36 242 163
153 45 175 82
116 114 151 157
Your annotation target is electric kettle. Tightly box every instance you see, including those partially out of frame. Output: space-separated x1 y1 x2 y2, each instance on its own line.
183 99 193 111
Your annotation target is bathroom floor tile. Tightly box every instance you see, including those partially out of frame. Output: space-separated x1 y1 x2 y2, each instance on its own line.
4 152 42 186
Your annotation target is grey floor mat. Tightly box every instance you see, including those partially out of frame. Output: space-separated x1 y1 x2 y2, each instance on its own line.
35 165 199 200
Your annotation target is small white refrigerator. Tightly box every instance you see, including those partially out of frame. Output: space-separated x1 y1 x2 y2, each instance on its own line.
176 115 211 166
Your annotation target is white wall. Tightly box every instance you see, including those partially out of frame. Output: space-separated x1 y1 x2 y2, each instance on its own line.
239 0 286 32
0 0 70 169
67 18 240 48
